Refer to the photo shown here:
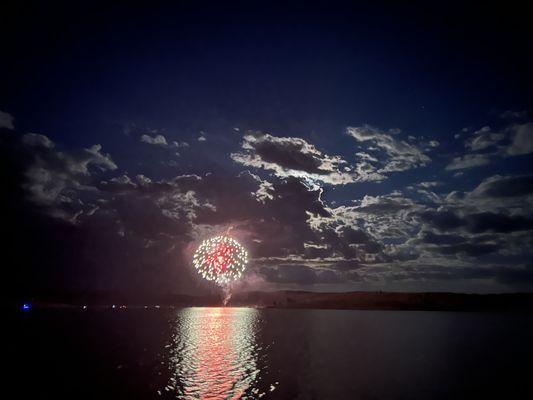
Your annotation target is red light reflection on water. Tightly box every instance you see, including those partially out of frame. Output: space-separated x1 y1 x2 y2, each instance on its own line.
167 307 263 399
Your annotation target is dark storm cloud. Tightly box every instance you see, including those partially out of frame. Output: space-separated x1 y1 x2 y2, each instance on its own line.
420 210 533 233
337 226 373 244
419 231 466 245
467 213 533 233
473 175 533 198
419 210 466 231
434 242 501 257
336 226 383 256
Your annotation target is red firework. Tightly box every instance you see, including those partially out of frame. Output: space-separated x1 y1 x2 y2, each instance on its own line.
192 236 248 283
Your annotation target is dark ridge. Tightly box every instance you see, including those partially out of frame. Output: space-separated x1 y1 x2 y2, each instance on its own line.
228 291 533 311
9 290 533 311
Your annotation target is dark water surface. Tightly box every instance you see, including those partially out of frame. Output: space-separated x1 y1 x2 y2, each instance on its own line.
6 307 533 399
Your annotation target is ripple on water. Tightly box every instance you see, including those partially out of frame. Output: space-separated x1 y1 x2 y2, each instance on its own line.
164 307 274 399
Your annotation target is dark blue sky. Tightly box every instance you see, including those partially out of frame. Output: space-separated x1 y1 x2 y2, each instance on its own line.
4 2 531 139
2 1 533 295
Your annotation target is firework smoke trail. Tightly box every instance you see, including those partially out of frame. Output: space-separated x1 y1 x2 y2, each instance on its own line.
222 286 232 306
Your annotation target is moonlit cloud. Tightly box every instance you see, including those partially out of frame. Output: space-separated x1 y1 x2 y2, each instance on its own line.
3 111 533 292
3 1 533 299
18 133 117 222
22 133 55 148
464 126 505 151
506 123 533 155
447 119 533 172
140 133 169 145
445 154 491 170
231 130 383 185
346 125 431 172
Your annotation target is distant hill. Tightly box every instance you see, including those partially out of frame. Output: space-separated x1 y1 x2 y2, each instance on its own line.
228 290 533 311
10 290 533 311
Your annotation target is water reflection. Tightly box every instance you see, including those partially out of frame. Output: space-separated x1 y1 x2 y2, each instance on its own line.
166 307 267 399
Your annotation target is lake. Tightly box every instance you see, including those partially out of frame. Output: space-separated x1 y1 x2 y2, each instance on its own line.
6 307 533 399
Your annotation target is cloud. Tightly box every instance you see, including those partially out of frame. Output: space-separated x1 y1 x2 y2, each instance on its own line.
258 264 341 285
231 131 382 185
500 110 528 120
445 154 491 170
506 123 533 155
140 134 168 145
417 181 442 189
466 212 533 233
306 191 422 264
419 210 465 230
19 133 117 222
435 242 501 257
99 174 137 192
22 133 55 148
420 210 533 233
471 175 533 198
464 126 505 151
233 126 435 187
0 110 14 130
346 125 431 172
444 174 533 216
494 265 533 285
419 231 466 245
445 118 533 175
4 113 533 293
242 172 275 203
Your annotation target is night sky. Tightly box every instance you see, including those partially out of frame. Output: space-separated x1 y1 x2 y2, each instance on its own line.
2 1 533 297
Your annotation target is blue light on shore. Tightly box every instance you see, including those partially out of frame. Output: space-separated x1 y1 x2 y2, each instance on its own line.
22 303 31 311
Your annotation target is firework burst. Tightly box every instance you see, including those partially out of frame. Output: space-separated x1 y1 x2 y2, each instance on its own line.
192 236 248 284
